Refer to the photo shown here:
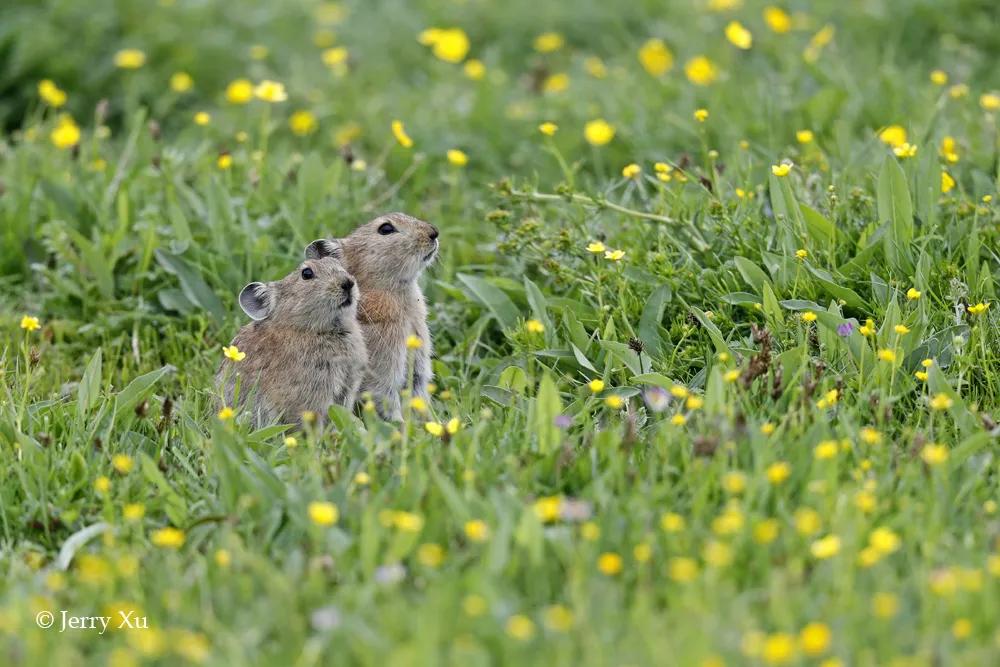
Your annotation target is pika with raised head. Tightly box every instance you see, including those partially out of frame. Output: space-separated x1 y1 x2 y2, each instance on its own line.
307 212 438 420
217 252 368 427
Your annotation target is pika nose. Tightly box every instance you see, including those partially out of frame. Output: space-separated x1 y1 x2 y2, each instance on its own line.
341 278 354 291
428 225 439 240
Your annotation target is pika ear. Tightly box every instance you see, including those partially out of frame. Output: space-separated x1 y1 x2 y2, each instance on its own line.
304 238 343 260
239 282 272 321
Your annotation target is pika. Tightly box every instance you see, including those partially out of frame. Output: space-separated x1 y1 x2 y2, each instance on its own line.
307 212 438 420
216 252 368 427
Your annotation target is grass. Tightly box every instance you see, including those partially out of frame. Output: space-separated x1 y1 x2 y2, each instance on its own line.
1 0 999 664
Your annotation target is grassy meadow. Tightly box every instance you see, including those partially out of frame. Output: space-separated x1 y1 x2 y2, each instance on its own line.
1 0 1000 664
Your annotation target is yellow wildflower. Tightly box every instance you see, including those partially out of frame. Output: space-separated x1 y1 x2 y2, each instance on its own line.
431 28 470 63
289 110 317 136
308 501 338 526
254 80 287 103
539 122 558 136
446 149 468 166
37 79 67 107
597 552 623 575
533 32 564 53
391 120 414 148
638 39 674 76
50 115 81 149
225 79 254 104
771 163 792 177
463 59 485 80
114 49 146 69
464 519 489 542
725 21 753 49
150 527 185 549
584 118 615 146
878 125 907 148
763 6 792 33
810 534 841 559
169 72 193 93
685 56 718 85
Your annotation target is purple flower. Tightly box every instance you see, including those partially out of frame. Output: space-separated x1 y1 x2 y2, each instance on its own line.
644 387 669 412
837 322 854 337
554 414 573 428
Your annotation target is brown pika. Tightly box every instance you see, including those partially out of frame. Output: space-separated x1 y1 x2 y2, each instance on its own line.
216 253 368 427
307 212 438 420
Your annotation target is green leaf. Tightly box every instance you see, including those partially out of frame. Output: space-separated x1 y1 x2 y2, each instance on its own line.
154 249 226 320
457 273 519 330
630 373 677 390
689 306 729 356
734 256 772 294
531 373 562 454
877 155 914 273
115 366 172 421
638 284 671 356
800 203 837 247
523 277 552 333
807 266 868 309
77 347 103 422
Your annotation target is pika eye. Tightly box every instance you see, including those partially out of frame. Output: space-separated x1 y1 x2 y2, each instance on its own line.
377 222 397 235
301 267 315 280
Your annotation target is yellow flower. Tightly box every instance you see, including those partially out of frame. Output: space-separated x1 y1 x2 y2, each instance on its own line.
940 135 960 162
722 471 746 494
50 115 81 149
929 393 953 411
669 385 689 399
538 122 558 136
586 379 605 394
604 395 624 409
169 72 193 93
321 47 349 70
980 93 1000 111
814 440 838 460
686 395 704 410
810 534 841 559
667 556 699 582
217 407 235 421
930 69 948 85
446 149 468 166
869 527 901 555
94 476 111 494
893 142 918 158
921 444 949 465
685 56 718 85
597 552 623 575
217 154 232 171
584 118 615 146
464 519 489 542
424 421 444 436
967 302 990 315
761 422 776 435
703 540 733 568
694 108 709 122
416 543 444 567
771 162 792 177
878 125 907 148
542 72 569 93
254 80 287 103
914 370 928 381
670 413 687 426
534 31 564 53
462 594 487 617
801 311 817 323
284 436 298 448
542 605 574 632
193 111 211 126
622 163 641 178
409 396 428 412
724 369 740 382
940 170 956 194
151 527 185 549
391 120 414 148
114 49 146 69
904 287 922 301
505 614 535 641
463 59 485 80
766 461 791 484
112 454 134 474
660 512 685 532
950 83 970 98
308 501 338 526
20 315 41 331
586 241 607 254
37 79 67 107
799 623 831 656
431 28 470 63
584 56 607 78
222 78 252 104
289 110 317 136
123 503 145 522
894 324 910 335
877 348 897 363
952 618 973 639
762 633 796 664
223 345 246 362
795 508 822 535
604 249 625 262
580 521 600 540
725 21 753 49
763 6 792 33
638 38 674 76
533 496 562 523
753 519 780 544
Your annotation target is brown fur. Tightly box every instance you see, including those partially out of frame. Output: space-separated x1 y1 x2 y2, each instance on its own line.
311 212 438 420
216 256 368 427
